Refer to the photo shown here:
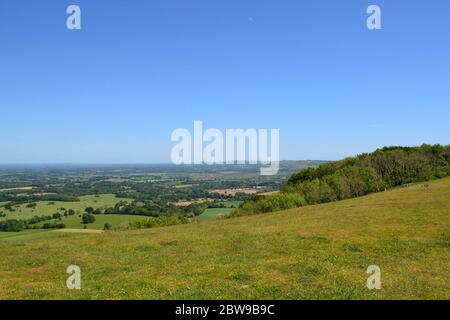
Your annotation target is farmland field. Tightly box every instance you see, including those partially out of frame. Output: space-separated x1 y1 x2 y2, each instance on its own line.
0 164 307 237
0 194 131 221
47 214 145 230
0 176 448 299
196 201 242 221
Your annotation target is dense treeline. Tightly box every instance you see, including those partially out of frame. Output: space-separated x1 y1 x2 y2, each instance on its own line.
127 215 189 230
0 220 27 232
0 209 76 232
0 216 66 232
232 144 450 216
0 194 79 206
104 200 207 218
283 144 450 203
116 184 211 203
229 193 306 217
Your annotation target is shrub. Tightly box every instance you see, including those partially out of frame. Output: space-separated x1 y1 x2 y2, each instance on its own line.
127 215 188 230
82 213 96 224
230 193 306 217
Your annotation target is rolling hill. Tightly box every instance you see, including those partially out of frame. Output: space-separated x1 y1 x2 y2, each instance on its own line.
0 177 449 299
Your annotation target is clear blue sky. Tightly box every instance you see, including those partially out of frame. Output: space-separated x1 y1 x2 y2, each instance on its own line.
1 0 449 163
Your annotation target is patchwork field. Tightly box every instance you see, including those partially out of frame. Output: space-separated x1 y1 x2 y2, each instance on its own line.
195 201 241 222
1 193 240 233
0 194 130 221
0 178 449 299
41 214 144 230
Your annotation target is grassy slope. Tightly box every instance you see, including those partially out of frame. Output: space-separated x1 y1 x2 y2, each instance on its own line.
0 229 64 241
0 178 449 299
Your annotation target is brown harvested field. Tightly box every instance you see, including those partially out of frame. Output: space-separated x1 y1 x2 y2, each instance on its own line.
208 188 262 196
175 199 215 207
259 191 279 196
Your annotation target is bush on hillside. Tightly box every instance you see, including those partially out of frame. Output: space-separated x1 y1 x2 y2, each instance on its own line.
127 215 188 230
229 193 306 217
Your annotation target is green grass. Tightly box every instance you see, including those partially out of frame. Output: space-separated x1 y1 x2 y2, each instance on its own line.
0 194 130 221
0 229 67 241
195 208 234 221
0 179 449 299
195 201 241 221
55 214 145 230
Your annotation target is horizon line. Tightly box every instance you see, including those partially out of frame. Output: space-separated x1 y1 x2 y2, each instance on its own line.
0 160 328 166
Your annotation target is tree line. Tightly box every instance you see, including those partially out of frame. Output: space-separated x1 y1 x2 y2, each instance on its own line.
103 199 207 218
126 215 189 230
0 194 79 208
231 144 450 216
0 209 77 232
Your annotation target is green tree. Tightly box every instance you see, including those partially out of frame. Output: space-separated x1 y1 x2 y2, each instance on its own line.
85 207 94 214
82 213 96 224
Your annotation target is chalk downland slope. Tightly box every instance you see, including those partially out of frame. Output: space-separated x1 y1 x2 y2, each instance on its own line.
0 178 449 299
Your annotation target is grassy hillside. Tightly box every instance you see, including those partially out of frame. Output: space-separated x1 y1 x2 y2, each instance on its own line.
0 178 449 299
